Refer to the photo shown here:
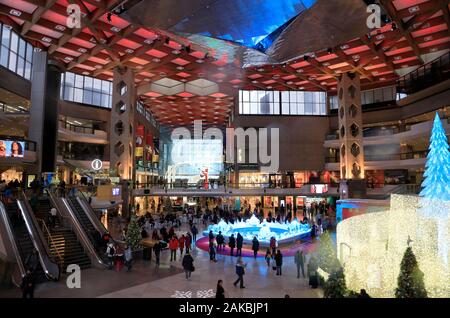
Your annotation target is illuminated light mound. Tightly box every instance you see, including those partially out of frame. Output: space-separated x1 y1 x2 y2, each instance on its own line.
337 194 450 298
203 215 311 245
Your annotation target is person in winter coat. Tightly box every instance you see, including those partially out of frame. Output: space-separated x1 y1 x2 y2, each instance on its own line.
233 256 246 288
236 233 243 256
179 235 185 256
228 234 236 256
216 231 225 251
251 236 260 259
270 237 277 257
209 239 217 262
185 233 192 254
294 250 306 279
182 251 194 280
153 241 161 267
25 249 40 273
191 225 198 242
275 250 283 276
124 244 133 272
169 236 179 261
21 270 36 298
216 279 225 298
106 242 116 269
264 249 272 267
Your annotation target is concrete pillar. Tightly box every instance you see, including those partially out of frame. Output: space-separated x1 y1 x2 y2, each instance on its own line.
28 52 62 175
337 72 366 199
110 66 136 217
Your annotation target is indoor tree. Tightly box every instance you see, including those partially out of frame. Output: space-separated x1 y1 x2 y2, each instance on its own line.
126 214 142 252
395 246 428 298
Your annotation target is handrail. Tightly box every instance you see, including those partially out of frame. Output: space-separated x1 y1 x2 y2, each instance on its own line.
74 189 108 235
0 201 26 280
76 196 107 235
60 197 108 268
36 218 64 269
18 191 59 280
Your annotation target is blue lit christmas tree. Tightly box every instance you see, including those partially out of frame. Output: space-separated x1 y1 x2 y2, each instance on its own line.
419 112 450 202
419 112 450 266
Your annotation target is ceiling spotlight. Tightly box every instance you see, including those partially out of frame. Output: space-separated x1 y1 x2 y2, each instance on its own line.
303 55 310 61
185 45 191 53
107 12 112 23
391 22 397 31
327 47 333 54
165 37 170 44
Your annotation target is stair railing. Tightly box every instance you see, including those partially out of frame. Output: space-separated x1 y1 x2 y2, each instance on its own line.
36 218 64 270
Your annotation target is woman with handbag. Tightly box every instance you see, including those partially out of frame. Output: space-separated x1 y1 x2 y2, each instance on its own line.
182 251 195 280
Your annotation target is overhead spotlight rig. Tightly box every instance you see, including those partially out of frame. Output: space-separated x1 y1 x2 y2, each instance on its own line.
107 0 129 23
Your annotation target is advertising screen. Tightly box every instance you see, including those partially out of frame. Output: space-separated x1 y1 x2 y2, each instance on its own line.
167 139 223 181
0 140 25 158
112 187 120 196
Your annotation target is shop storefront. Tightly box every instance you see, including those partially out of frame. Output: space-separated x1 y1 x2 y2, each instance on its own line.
238 172 269 188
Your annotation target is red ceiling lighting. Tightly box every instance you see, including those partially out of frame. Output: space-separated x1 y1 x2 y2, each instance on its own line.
147 49 168 58
171 58 190 66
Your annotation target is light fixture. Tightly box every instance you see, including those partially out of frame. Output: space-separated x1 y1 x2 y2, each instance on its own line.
165 37 170 44
107 12 112 23
327 47 333 54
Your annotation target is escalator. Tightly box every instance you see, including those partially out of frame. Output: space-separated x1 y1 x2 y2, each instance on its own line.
45 189 108 269
0 196 59 286
66 196 109 264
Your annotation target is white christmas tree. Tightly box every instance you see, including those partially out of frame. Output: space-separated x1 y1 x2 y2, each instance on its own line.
419 112 450 202
419 112 450 266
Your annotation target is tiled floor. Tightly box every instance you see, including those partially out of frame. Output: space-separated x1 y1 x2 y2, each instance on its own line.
0 222 323 298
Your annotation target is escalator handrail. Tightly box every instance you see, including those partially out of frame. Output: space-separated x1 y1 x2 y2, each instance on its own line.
75 195 107 236
17 191 60 281
0 201 26 279
60 197 108 268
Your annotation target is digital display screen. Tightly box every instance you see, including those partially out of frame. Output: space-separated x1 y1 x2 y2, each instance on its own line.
112 187 120 196
168 139 223 182
311 184 328 194
0 140 25 158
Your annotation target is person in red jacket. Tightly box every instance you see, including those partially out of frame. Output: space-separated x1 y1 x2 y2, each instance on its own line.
179 235 185 256
169 236 179 261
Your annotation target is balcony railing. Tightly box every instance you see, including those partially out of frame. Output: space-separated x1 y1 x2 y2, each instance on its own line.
0 103 29 114
325 150 428 163
59 120 95 135
397 51 450 96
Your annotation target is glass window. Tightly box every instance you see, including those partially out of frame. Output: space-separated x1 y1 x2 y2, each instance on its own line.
73 88 83 103
92 92 101 106
83 90 93 105
10 33 18 53
26 43 33 62
84 76 93 90
17 57 24 77
0 46 8 67
8 52 17 71
2 25 10 47
75 74 84 88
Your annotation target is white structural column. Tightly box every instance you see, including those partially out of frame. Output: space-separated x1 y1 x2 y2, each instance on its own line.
337 72 366 198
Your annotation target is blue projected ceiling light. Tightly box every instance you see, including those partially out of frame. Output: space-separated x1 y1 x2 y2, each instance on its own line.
170 0 316 52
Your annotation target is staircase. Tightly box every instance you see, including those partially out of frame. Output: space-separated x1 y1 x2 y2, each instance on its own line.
43 227 91 271
4 201 47 283
34 197 91 272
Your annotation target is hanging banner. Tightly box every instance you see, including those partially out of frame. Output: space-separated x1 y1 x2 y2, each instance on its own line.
135 147 144 157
